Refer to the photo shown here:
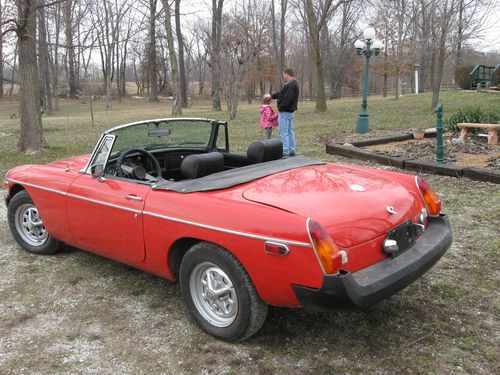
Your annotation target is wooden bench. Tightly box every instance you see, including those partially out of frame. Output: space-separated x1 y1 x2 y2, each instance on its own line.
458 123 499 145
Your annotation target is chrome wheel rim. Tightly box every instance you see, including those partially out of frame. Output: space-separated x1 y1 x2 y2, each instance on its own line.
15 203 48 247
189 262 238 327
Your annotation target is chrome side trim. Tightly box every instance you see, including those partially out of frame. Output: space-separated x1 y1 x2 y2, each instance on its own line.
144 211 312 248
7 179 67 196
8 178 310 247
66 193 142 214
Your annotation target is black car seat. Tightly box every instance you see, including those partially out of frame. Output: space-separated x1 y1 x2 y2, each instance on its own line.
180 152 225 179
246 138 283 163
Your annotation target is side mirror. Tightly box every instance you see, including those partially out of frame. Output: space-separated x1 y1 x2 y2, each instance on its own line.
91 164 106 182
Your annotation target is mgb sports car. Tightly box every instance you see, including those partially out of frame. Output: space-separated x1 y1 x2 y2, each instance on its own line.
4 118 452 342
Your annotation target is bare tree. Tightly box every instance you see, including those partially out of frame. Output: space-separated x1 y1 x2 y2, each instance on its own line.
175 0 188 107
220 12 257 119
148 0 159 102
210 0 224 111
186 25 209 96
327 0 361 99
303 0 350 112
0 0 5 99
15 0 47 152
375 0 415 100
270 0 288 85
92 0 133 110
38 0 52 114
161 0 182 115
64 0 77 97
44 2 62 110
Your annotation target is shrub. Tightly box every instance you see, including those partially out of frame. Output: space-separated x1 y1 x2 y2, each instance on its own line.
445 107 483 133
444 107 500 133
454 65 474 89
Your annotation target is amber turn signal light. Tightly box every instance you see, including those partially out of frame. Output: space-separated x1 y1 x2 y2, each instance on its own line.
416 176 441 216
308 219 343 274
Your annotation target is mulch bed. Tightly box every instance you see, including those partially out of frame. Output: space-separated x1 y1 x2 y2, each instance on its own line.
321 131 500 171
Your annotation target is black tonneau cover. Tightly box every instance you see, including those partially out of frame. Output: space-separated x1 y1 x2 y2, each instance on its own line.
153 155 325 193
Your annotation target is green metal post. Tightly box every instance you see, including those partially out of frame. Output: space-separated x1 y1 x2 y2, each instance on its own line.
435 103 444 164
356 40 372 134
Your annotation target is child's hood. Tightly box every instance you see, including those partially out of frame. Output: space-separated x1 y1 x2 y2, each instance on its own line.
260 104 271 113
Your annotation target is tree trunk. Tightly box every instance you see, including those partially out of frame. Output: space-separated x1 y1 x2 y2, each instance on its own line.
149 0 159 102
9 45 17 96
270 0 287 86
279 0 287 77
310 44 327 112
454 0 464 89
175 0 188 107
0 0 4 99
395 74 400 100
432 38 446 108
51 3 61 110
305 0 330 112
65 0 77 98
116 32 121 102
38 2 52 114
161 0 182 115
211 0 224 111
17 0 47 153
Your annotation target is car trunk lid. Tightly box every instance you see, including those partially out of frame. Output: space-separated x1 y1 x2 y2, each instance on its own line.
242 164 419 247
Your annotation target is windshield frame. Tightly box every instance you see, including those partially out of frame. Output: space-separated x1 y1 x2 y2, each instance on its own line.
80 117 228 175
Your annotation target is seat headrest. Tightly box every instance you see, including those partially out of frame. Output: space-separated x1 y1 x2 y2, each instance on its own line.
181 152 224 179
246 138 283 163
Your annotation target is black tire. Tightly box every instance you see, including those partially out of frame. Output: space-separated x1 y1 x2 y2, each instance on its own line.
7 190 62 255
180 242 268 342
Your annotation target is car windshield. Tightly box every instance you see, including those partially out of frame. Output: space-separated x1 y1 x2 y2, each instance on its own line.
109 119 213 156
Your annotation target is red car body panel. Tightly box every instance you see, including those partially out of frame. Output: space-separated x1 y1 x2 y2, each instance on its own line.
67 174 150 263
4 152 435 308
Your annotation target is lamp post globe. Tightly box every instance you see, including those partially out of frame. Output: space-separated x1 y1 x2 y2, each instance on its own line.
363 27 376 40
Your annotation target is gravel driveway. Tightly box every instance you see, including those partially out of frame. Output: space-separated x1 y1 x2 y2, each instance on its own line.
1 166 498 374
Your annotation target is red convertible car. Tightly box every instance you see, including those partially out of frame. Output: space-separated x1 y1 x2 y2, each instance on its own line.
4 118 452 341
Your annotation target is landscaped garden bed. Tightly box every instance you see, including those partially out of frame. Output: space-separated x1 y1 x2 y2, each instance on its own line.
325 131 500 183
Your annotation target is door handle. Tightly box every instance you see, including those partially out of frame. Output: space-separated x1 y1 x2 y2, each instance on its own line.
125 195 143 202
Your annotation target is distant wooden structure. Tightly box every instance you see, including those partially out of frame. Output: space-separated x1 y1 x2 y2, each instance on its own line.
469 64 497 89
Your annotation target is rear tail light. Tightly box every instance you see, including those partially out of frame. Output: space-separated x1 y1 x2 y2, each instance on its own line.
307 219 345 274
416 176 441 216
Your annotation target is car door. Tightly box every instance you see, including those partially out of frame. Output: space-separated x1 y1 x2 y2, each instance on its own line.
67 173 149 263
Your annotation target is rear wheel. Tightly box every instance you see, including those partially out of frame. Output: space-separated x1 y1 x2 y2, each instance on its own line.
180 242 268 342
7 190 62 255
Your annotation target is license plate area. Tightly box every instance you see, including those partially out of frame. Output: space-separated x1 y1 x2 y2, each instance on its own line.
387 220 417 257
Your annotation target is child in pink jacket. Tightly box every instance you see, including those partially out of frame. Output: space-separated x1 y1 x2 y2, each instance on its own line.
260 94 278 139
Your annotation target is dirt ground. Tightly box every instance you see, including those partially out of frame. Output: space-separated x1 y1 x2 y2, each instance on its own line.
1 157 499 374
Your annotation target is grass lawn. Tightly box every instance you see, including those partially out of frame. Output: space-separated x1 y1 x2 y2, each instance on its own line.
1 90 499 178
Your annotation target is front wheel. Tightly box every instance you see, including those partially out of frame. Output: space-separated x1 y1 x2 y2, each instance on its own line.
180 242 268 342
7 190 62 255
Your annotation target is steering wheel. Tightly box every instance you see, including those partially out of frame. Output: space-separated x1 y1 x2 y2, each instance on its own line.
115 148 162 180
